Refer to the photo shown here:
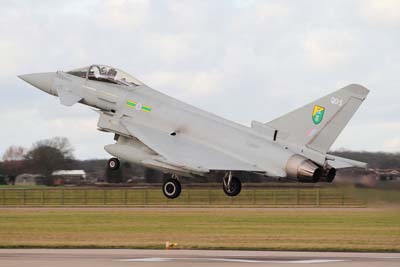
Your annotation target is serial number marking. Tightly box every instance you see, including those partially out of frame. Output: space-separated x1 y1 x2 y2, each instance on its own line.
330 96 343 106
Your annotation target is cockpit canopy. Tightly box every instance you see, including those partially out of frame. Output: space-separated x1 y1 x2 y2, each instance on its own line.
67 65 144 87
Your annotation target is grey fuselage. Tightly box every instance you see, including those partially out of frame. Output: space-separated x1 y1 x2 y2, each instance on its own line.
21 67 368 182
45 71 297 177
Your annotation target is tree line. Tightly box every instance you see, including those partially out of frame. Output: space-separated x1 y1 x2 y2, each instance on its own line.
1 137 75 184
1 137 399 185
0 137 163 185
330 150 400 169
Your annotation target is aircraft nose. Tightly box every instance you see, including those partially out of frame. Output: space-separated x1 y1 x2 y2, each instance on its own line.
18 72 56 95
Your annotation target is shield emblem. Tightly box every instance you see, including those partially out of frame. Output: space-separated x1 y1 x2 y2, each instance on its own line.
312 105 325 124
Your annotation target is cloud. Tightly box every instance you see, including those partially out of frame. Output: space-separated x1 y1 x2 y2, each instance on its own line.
93 0 150 29
145 70 222 99
384 138 400 151
0 106 110 159
0 1 399 159
0 41 23 75
361 0 400 25
232 0 254 9
303 30 356 69
332 121 400 152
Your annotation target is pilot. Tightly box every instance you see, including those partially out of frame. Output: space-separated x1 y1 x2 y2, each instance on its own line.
107 68 117 78
99 66 108 75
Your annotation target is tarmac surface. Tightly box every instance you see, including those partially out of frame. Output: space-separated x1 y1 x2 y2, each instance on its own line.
0 249 399 267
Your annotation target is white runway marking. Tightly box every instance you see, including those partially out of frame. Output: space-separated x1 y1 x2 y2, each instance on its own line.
118 257 347 264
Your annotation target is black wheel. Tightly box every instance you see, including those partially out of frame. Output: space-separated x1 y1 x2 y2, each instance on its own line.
223 176 242 197
162 179 181 199
107 158 120 170
326 168 336 183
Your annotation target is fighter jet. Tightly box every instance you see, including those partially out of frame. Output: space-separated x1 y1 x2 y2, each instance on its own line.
19 65 369 199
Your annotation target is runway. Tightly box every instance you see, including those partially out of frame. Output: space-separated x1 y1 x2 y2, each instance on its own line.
0 249 399 267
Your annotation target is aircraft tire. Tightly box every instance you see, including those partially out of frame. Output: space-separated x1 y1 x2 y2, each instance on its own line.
223 176 242 197
162 179 181 199
107 158 120 170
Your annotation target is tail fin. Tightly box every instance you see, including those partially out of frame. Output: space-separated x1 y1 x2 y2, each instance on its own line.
266 84 369 154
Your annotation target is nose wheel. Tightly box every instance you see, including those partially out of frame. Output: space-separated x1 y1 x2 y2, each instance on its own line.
107 157 120 170
162 176 182 199
222 172 242 197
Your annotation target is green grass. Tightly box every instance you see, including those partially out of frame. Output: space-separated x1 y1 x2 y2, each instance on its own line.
0 208 399 252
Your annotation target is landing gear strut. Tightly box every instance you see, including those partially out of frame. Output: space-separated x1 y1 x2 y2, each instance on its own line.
162 174 181 199
222 172 242 197
107 157 120 170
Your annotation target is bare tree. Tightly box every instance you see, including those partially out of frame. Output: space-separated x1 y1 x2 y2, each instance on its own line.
2 146 27 183
2 146 25 161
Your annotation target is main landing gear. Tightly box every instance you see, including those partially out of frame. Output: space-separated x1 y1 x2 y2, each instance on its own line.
107 157 120 170
162 172 241 199
222 172 242 197
162 174 182 199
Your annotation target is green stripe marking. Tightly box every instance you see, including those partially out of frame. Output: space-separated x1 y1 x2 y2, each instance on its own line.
127 100 152 112
141 106 152 112
127 100 136 107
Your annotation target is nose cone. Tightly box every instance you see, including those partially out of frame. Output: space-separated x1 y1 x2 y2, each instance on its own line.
18 72 56 95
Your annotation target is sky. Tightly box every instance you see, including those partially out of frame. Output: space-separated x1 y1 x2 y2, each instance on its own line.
0 0 399 159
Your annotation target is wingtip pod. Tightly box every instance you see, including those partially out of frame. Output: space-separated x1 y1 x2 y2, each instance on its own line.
343 84 370 99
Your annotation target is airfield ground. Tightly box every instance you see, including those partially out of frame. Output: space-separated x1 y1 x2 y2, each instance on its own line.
1 249 400 267
0 207 399 252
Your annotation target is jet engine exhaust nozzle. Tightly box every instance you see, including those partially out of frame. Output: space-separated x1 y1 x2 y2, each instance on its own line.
320 167 336 183
286 154 322 183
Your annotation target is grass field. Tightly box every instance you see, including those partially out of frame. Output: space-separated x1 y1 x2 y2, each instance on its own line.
0 208 399 252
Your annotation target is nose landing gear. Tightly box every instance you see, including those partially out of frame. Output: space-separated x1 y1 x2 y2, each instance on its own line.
222 172 242 197
162 174 182 199
107 157 120 170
